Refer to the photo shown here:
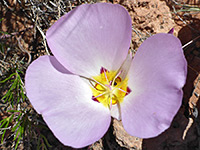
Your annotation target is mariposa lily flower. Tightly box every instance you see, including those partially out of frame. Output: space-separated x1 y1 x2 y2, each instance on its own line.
25 3 187 148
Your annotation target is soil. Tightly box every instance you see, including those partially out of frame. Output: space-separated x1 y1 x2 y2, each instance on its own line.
0 0 200 149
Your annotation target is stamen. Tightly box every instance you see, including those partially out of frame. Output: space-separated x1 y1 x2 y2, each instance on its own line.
117 88 128 94
80 75 106 89
103 68 109 83
90 80 105 92
88 67 131 108
92 91 107 99
91 78 107 90
100 67 108 74
112 71 122 87
89 80 96 89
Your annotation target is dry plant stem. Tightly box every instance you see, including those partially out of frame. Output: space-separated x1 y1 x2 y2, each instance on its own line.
171 0 180 5
43 3 54 12
182 117 194 140
172 5 200 33
182 35 200 49
0 62 9 71
172 6 188 25
171 0 199 9
28 4 50 55
17 37 32 64
0 127 11 131
49 1 57 7
68 0 73 10
57 0 61 19
36 25 50 55
2 0 14 11
132 26 145 42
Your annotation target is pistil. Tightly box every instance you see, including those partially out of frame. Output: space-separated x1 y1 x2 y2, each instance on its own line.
89 67 131 108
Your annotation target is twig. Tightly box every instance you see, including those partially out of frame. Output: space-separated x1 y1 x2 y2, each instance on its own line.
0 61 9 71
0 126 12 131
2 0 14 11
16 37 32 64
43 2 55 12
182 118 194 140
68 0 74 10
36 25 50 55
57 0 61 19
182 35 200 49
132 26 146 42
49 1 57 7
172 5 200 34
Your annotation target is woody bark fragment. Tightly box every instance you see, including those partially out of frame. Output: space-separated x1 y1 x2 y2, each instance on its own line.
183 73 200 140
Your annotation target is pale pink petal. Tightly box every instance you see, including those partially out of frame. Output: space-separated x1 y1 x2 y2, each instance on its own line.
46 3 132 77
25 56 111 148
121 33 187 138
110 104 121 120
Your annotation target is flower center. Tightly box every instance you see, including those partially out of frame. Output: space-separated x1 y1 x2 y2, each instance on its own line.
90 67 131 108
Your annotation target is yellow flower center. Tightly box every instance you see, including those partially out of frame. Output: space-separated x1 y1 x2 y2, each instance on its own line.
90 68 130 108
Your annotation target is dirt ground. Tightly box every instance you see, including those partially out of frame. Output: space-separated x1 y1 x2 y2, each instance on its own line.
0 0 200 149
